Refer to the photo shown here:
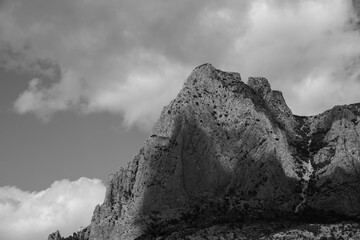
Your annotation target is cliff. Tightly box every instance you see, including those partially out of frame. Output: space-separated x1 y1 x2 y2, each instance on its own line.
51 64 360 239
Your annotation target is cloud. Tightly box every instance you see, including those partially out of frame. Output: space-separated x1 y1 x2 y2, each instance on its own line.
1 0 360 128
0 41 60 80
0 178 106 240
229 0 360 115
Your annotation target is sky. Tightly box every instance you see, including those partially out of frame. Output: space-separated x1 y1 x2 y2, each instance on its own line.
0 0 360 239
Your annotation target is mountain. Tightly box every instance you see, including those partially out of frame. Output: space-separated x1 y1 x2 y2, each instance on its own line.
50 64 360 239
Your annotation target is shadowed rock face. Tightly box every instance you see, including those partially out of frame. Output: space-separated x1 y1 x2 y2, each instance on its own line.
48 228 90 240
51 64 360 240
48 230 62 240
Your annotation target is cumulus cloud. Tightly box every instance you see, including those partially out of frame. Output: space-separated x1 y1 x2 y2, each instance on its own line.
230 0 360 115
1 0 360 128
0 178 105 240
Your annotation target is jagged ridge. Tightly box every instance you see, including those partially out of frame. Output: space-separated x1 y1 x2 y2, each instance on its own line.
51 64 360 240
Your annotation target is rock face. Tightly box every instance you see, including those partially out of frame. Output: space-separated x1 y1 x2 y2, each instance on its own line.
48 228 90 240
302 105 360 217
48 230 62 240
52 64 360 239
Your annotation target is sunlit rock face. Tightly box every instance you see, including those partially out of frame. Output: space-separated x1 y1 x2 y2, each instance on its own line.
51 64 360 240
303 105 360 217
88 64 302 239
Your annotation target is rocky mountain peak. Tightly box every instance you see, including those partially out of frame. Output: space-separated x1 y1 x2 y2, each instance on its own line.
48 230 61 240
248 77 271 97
184 63 243 93
52 64 360 240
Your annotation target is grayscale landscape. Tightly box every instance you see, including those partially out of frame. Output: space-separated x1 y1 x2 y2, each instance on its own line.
1 1 360 240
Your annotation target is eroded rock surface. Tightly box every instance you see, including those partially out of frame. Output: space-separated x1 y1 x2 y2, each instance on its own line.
52 64 360 240
164 222 360 240
48 227 90 240
48 230 62 240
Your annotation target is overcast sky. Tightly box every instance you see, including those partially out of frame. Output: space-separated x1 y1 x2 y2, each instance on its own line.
1 0 360 239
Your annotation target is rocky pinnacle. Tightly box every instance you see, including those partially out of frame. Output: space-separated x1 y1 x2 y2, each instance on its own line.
50 64 360 240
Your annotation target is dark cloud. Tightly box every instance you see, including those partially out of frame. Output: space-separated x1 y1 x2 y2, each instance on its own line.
353 0 360 17
0 41 61 81
0 0 6 9
0 0 358 127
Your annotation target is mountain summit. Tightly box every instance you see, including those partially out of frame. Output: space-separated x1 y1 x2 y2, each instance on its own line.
50 64 360 240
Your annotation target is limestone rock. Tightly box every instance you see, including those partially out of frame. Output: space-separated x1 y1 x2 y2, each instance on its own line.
164 222 360 240
85 64 303 239
48 230 62 240
304 104 360 217
56 64 360 239
48 227 90 240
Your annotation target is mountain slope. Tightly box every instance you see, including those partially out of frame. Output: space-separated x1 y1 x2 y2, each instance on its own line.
51 64 360 240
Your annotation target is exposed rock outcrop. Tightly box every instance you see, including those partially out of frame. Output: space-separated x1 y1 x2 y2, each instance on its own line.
48 230 62 240
48 227 90 240
96 63 302 239
52 64 360 239
303 104 360 217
